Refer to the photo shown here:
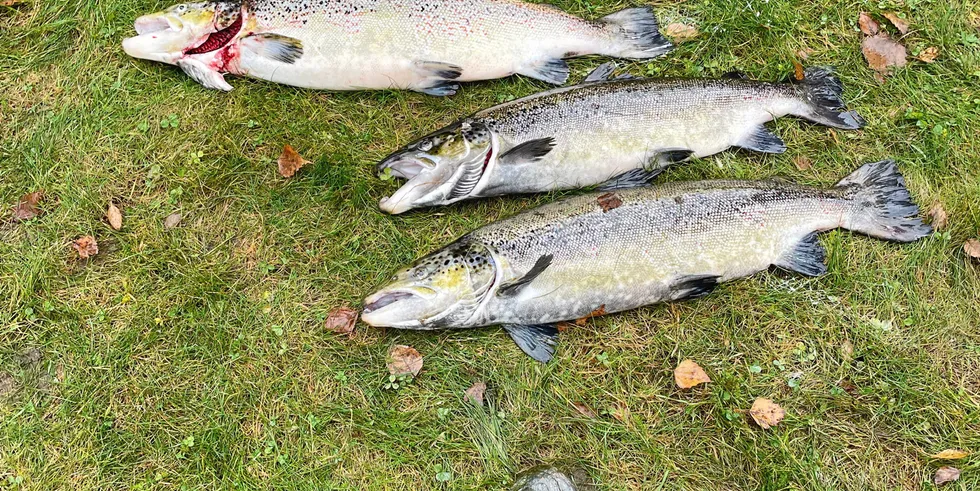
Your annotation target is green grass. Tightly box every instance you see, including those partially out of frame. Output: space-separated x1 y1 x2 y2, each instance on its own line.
1 0 979 489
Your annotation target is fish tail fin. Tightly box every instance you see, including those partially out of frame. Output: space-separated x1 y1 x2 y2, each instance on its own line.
599 7 673 59
794 66 865 129
836 160 931 242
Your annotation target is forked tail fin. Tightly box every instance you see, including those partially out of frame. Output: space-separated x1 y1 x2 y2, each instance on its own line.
836 160 931 242
796 66 865 129
600 7 673 59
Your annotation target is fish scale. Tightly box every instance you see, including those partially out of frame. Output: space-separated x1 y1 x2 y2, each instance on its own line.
362 161 929 362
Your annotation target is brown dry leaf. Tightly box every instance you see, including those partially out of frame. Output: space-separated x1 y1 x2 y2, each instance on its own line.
917 46 939 63
573 305 607 326
862 35 907 74
926 202 947 230
793 60 805 81
674 359 711 389
964 239 980 260
883 12 910 34
11 191 43 221
325 307 358 335
72 236 98 259
164 212 182 229
597 192 622 212
464 381 486 406
858 12 880 36
931 449 970 460
796 48 814 61
664 23 699 42
387 345 423 377
277 144 311 178
934 467 961 486
793 156 813 170
572 402 596 418
749 397 785 429
106 203 123 231
0 0 27 6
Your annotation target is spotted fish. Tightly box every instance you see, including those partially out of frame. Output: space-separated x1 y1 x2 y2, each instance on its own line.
362 161 929 362
375 65 865 213
122 0 672 94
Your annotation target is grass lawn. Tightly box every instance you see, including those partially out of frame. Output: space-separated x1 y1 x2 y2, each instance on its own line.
2 0 979 489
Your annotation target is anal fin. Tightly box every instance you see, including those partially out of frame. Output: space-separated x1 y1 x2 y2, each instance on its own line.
518 57 569 85
737 126 787 154
583 62 617 83
414 60 462 96
240 33 304 63
176 58 233 91
668 274 721 301
503 324 559 363
774 231 827 276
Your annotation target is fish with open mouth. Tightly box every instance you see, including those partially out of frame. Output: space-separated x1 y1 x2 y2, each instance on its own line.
121 1 672 94
362 160 929 362
376 65 865 213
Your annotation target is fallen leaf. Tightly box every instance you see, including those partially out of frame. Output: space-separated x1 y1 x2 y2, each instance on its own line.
277 144 311 178
840 379 859 395
0 0 27 6
164 212 182 229
858 12 880 36
325 307 358 335
934 467 960 486
862 35 907 74
883 12 910 34
749 398 785 429
464 381 486 406
931 449 970 460
573 305 607 326
387 345 423 377
793 156 812 170
106 203 122 230
917 46 939 63
796 48 814 61
674 359 711 389
72 235 98 259
572 402 596 418
664 22 699 42
11 191 43 221
926 202 947 230
597 192 622 212
964 239 980 260
793 60 805 81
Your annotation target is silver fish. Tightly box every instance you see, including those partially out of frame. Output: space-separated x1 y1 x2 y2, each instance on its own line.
362 161 929 362
376 66 865 213
122 1 672 94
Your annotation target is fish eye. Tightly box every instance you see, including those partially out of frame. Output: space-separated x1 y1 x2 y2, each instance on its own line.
418 140 432 152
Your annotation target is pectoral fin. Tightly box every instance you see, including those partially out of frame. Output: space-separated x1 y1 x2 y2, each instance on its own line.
518 57 569 85
498 138 555 164
497 254 553 298
597 167 663 191
737 126 787 153
504 324 559 363
176 58 233 91
240 33 304 63
774 231 827 276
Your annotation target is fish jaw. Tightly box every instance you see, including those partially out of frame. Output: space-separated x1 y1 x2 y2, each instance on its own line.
361 290 427 329
123 4 245 69
123 11 208 64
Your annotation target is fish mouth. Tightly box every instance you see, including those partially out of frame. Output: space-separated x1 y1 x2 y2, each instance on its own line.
123 10 242 63
363 291 416 314
377 154 441 214
377 152 432 180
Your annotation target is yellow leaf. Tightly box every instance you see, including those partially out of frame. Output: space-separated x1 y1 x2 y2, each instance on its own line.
931 449 970 460
277 144 311 178
674 359 711 389
107 203 123 231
